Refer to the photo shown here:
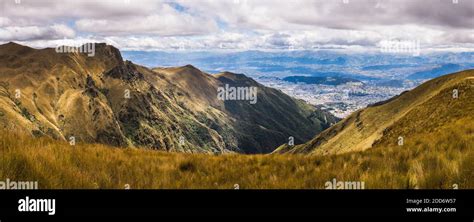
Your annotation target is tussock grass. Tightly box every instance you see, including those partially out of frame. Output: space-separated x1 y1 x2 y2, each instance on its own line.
0 127 472 189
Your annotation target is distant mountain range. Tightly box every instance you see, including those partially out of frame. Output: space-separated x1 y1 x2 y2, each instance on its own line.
407 63 465 80
1 42 472 156
123 50 474 81
1 42 473 189
0 42 337 154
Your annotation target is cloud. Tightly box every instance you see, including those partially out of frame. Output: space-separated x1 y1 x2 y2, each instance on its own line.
177 0 474 30
1 0 218 36
0 0 472 51
0 24 75 41
75 7 218 36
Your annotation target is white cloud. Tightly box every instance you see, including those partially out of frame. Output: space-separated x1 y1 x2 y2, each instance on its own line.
0 0 472 51
177 0 473 30
75 9 218 36
0 24 75 41
2 0 218 37
0 17 12 27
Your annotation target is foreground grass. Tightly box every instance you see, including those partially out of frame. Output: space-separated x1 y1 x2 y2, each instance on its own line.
0 128 472 189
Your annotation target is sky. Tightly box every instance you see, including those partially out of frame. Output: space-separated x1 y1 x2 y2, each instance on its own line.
0 0 473 52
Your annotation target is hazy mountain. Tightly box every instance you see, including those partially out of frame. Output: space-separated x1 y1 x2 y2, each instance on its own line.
275 69 474 155
0 42 336 154
407 63 464 80
123 50 474 80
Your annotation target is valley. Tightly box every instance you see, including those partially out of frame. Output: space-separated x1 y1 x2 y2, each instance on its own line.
0 42 336 154
0 42 473 189
123 50 474 118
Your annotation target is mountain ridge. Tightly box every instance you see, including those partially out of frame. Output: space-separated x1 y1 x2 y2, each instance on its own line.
275 69 474 155
0 42 337 154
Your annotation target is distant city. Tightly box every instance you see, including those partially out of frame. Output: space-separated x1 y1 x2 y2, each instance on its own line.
256 77 421 118
123 50 474 118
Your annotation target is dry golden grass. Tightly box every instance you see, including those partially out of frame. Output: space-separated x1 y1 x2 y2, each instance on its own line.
279 70 474 156
1 127 472 189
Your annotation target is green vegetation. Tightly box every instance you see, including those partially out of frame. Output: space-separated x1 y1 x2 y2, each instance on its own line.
0 43 472 189
0 43 336 154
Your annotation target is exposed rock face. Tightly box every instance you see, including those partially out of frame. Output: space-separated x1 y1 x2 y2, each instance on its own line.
104 61 144 81
0 42 337 154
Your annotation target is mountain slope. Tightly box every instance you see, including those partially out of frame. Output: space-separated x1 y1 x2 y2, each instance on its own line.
2 128 472 188
275 69 474 155
0 42 336 154
407 63 464 80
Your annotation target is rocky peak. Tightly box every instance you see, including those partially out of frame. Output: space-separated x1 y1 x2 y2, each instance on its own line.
104 60 144 81
89 43 124 67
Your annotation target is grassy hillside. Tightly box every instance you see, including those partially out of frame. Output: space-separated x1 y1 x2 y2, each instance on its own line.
275 70 474 155
0 42 336 154
1 43 471 188
1 129 472 189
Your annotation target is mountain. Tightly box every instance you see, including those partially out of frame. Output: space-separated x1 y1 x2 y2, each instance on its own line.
0 42 336 154
275 69 474 155
123 50 474 81
407 63 464 80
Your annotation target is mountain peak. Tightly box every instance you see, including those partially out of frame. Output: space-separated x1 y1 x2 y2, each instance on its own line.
183 64 198 69
3 41 23 47
215 71 246 79
177 64 203 73
91 43 124 65
215 71 258 86
0 42 35 54
0 42 336 154
164 64 206 77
